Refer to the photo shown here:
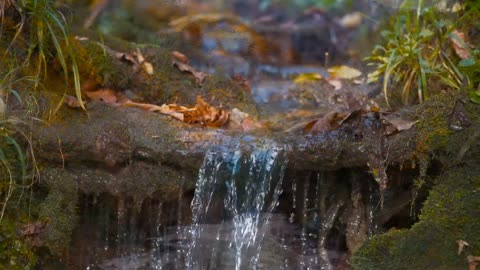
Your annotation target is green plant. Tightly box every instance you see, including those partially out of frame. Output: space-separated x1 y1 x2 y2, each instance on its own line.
366 0 479 107
6 0 84 109
0 64 40 269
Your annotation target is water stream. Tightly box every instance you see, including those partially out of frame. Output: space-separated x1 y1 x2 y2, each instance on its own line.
79 139 348 270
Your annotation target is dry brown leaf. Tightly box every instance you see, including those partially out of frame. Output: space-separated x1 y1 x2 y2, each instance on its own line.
306 111 350 134
64 95 86 108
115 52 138 68
85 89 118 104
172 59 208 85
468 255 480 270
382 115 418 135
115 49 154 75
22 220 47 247
82 86 227 128
185 96 229 127
450 30 472 60
172 51 189 64
229 108 261 131
457 240 470 255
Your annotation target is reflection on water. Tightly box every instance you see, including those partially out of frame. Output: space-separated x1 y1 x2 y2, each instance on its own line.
97 214 325 270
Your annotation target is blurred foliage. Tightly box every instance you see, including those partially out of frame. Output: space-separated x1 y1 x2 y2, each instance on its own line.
366 0 480 107
259 0 353 11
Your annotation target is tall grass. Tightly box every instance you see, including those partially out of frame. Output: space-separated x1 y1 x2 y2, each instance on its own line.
5 0 84 109
0 66 39 223
366 0 479 106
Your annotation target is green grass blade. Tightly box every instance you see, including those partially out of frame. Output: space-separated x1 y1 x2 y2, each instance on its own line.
6 136 26 181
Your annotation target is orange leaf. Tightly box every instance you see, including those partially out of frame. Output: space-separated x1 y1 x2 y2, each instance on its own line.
450 30 472 60
85 89 118 104
172 50 189 64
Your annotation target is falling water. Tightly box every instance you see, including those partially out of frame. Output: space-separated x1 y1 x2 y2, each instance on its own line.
186 139 287 270
73 142 367 270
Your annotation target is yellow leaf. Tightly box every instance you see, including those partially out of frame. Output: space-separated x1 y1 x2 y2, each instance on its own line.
328 65 362 80
293 73 323 84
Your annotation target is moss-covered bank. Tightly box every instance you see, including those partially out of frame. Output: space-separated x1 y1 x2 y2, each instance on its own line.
351 167 480 269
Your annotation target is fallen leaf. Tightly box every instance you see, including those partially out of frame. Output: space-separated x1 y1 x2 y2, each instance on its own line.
172 59 208 85
115 49 154 75
294 73 323 84
85 89 118 104
328 65 362 80
22 220 47 247
229 108 260 131
172 50 189 64
187 96 229 127
64 95 86 108
115 52 140 72
141 62 154 75
82 86 228 128
306 111 349 134
133 49 154 75
339 12 363 28
457 240 470 255
327 78 343 90
468 255 480 270
382 114 418 135
450 30 472 60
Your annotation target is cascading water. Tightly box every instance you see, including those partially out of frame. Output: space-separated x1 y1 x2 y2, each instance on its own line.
186 139 287 270
74 141 379 270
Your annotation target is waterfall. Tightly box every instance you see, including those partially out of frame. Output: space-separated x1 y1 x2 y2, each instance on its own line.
186 140 287 270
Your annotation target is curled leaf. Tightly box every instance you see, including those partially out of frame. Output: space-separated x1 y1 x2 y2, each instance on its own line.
172 59 208 85
306 111 350 134
457 240 470 255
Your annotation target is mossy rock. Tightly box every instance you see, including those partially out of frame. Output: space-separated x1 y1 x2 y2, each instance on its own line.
351 167 480 270
68 36 257 114
39 172 79 257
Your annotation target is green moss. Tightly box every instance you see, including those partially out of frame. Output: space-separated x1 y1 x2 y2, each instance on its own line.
352 167 480 270
409 93 456 176
39 172 79 257
0 219 37 270
414 93 455 154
